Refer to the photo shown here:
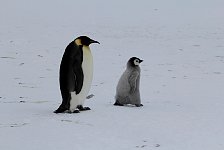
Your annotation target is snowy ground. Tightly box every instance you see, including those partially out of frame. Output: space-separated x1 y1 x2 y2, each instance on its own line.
1 0 224 150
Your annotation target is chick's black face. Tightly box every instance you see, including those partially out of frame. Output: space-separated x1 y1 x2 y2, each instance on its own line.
77 36 100 46
129 57 143 67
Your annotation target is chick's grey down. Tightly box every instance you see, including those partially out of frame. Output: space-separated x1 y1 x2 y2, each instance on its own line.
115 57 143 107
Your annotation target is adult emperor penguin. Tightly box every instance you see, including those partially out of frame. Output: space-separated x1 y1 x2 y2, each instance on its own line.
54 36 100 113
114 57 143 107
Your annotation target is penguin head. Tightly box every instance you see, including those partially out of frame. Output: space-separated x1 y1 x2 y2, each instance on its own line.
75 36 100 46
128 57 143 67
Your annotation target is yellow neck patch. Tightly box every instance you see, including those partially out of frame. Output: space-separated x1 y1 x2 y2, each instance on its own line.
75 39 82 46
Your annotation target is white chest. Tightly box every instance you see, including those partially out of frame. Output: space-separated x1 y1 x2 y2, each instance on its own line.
82 46 93 81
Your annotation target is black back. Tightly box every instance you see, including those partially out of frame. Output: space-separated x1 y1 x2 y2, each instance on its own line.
54 41 84 113
60 41 84 94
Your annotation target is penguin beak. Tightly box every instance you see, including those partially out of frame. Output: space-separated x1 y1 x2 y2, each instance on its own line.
139 59 143 63
90 40 100 44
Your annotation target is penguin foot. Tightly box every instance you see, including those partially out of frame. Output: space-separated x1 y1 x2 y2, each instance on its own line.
77 105 91 111
68 109 80 113
114 101 124 106
73 110 80 113
135 104 143 107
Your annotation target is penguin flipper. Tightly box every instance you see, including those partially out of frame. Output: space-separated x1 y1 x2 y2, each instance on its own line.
61 43 84 94
128 71 139 94
72 45 84 94
73 64 84 94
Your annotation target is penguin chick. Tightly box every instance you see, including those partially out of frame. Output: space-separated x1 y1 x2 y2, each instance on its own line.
114 57 143 107
54 36 100 113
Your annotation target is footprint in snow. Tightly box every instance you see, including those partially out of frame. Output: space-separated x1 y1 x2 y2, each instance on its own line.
86 94 94 99
0 56 16 59
135 140 160 149
31 100 49 104
0 123 28 128
61 119 72 122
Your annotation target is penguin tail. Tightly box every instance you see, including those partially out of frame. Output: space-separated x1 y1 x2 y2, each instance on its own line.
54 105 68 113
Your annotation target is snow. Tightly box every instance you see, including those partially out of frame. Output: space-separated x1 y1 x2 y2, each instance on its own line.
1 0 224 150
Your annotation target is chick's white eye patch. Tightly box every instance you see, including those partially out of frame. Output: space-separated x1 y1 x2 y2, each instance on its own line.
134 59 140 65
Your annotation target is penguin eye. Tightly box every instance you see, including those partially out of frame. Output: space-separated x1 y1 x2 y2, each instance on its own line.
134 59 139 63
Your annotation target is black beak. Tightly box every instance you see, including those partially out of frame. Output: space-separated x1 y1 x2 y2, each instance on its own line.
90 40 100 44
139 59 143 63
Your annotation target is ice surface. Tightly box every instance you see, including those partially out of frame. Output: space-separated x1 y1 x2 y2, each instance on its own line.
1 0 224 150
